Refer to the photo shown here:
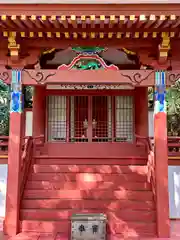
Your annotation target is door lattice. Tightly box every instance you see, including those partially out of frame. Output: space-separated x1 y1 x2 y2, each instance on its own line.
47 95 134 142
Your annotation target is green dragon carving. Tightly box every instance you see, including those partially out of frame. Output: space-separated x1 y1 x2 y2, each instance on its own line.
73 60 102 70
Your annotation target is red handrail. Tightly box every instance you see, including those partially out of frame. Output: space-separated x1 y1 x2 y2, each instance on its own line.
20 136 33 198
135 134 156 197
0 136 8 154
168 136 180 156
20 135 44 198
1 135 180 157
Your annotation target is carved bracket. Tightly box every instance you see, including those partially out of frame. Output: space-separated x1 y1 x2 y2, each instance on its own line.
167 71 180 86
21 69 155 86
121 70 155 86
22 69 56 84
0 68 11 84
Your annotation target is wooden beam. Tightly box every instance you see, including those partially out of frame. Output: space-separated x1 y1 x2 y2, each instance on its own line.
50 15 60 28
40 15 52 28
81 15 86 29
10 38 157 49
69 15 77 28
0 24 178 34
30 15 43 29
0 4 180 16
22 69 155 86
20 15 35 29
60 15 68 28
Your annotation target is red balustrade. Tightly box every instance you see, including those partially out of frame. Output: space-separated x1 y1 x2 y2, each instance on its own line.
135 134 156 198
0 136 8 155
168 136 180 156
0 135 180 158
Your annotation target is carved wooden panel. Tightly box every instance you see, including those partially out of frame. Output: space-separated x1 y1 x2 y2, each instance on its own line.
22 69 155 86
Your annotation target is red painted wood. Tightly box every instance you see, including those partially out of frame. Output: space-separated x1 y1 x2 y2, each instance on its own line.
4 113 23 236
34 157 147 165
111 96 115 141
19 149 155 238
22 70 155 86
32 86 45 138
0 136 8 157
87 96 92 141
44 143 147 157
154 112 170 238
135 87 148 137
25 180 151 191
74 96 88 138
92 96 108 138
27 172 147 182
65 96 70 142
20 209 156 222
46 89 135 97
23 189 153 201
8 232 159 240
32 164 148 174
22 199 154 210
8 232 40 240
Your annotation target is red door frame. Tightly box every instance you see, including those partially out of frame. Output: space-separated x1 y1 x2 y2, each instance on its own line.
45 89 135 143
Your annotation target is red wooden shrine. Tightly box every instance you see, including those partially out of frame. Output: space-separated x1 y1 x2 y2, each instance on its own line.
1 2 180 239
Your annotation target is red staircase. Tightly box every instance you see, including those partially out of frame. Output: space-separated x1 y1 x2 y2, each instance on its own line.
20 155 156 239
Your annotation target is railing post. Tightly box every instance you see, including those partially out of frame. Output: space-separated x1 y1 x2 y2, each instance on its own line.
4 69 23 236
154 71 170 237
32 86 46 139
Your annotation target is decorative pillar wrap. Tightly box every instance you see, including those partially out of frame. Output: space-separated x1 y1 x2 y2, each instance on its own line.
154 70 170 237
10 70 22 113
154 71 166 114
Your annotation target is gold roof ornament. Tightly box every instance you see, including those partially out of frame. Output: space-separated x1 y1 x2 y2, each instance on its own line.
42 48 56 55
122 48 136 56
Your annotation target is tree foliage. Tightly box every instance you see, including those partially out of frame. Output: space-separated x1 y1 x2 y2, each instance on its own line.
0 84 33 136
166 85 180 136
148 85 180 136
0 80 9 136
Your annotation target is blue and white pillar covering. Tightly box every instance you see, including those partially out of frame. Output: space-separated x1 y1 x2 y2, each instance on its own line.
5 69 23 236
10 70 22 113
154 71 166 115
154 70 170 237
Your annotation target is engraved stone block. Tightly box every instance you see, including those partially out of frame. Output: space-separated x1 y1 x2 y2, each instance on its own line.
71 213 107 240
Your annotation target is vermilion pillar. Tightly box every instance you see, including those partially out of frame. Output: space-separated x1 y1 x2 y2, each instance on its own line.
154 71 170 237
4 70 22 236
32 86 46 138
135 87 148 136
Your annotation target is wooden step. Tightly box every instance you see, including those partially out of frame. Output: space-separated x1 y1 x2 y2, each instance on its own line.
20 220 156 235
23 189 153 201
22 199 155 210
9 232 157 240
28 172 147 182
26 180 151 191
34 157 147 165
20 209 156 222
32 164 148 174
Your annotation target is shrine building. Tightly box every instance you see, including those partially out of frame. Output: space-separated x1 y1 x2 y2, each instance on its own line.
1 1 180 239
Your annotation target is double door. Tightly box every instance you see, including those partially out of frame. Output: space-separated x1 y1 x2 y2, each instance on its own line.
71 96 110 142
47 95 133 142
